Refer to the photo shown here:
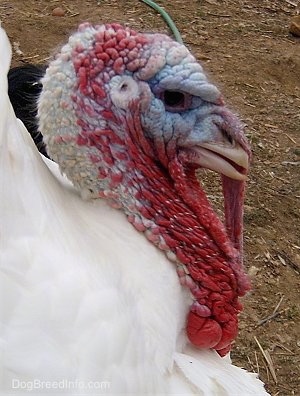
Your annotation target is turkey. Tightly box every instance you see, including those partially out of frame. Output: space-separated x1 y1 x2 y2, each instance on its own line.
0 24 269 395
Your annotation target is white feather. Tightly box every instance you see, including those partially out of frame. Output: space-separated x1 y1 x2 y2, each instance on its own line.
0 26 269 395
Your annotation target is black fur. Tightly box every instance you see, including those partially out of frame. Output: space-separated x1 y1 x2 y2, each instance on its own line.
8 64 48 157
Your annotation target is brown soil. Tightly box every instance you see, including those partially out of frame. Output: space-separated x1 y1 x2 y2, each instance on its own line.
1 0 299 394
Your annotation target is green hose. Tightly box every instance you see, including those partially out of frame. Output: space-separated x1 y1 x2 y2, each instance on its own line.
139 0 183 44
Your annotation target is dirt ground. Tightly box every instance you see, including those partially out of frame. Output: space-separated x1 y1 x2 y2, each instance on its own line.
1 0 299 394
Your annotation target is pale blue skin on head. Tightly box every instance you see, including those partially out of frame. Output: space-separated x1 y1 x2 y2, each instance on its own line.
120 43 226 162
108 33 225 156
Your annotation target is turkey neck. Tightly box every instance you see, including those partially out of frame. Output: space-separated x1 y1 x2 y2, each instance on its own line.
75 101 250 356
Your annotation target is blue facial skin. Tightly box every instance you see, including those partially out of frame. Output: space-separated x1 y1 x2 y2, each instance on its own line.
140 62 224 161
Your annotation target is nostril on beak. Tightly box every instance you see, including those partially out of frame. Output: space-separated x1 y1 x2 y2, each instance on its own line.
222 130 234 146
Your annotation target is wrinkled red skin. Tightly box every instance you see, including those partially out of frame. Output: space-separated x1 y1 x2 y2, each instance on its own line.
186 311 239 356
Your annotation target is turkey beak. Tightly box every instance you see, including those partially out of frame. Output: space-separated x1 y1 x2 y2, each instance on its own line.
194 142 249 181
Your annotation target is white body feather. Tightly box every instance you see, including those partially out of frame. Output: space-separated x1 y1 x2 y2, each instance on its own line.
0 27 269 395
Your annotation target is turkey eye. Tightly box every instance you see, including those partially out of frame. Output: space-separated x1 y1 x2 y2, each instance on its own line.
163 90 185 108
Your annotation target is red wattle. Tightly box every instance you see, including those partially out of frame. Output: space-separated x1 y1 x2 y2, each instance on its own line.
214 319 238 351
186 311 222 349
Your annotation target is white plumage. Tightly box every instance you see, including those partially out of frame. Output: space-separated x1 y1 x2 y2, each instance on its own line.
0 26 269 395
